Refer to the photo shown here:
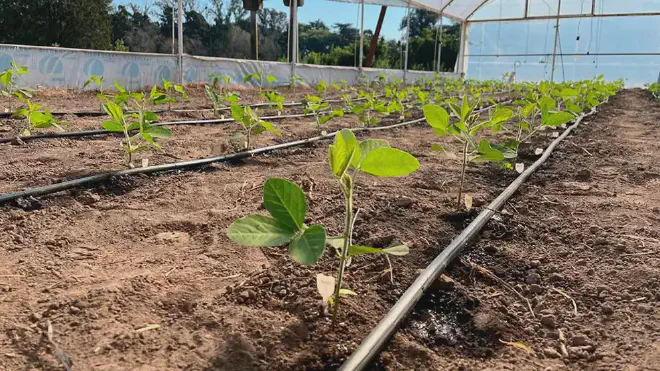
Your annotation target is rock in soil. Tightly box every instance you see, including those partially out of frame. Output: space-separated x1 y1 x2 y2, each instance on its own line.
544 348 562 359
540 314 557 328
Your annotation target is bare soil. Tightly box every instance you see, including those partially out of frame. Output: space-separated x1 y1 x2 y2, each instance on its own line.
0 89 657 371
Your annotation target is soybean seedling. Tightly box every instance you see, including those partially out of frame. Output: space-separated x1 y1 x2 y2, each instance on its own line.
205 85 240 118
423 97 514 210
12 99 66 136
83 75 105 111
209 74 231 91
161 78 189 111
290 74 305 93
0 61 32 112
646 82 660 100
303 95 344 132
244 70 277 93
315 80 328 99
100 84 173 168
352 90 389 126
261 90 285 111
230 105 280 149
227 129 419 326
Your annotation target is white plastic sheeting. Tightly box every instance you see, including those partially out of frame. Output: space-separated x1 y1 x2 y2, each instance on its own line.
0 44 457 90
329 0 489 21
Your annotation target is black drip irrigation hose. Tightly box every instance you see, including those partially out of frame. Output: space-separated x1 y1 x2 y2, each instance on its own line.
338 103 604 371
0 112 316 144
0 103 501 205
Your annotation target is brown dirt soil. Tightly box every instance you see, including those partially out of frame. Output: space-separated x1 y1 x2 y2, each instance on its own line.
1 88 654 371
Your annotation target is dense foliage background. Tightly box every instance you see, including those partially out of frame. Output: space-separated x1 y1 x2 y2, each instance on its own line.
0 0 459 71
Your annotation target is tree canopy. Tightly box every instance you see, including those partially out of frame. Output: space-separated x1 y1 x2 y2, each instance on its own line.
0 0 458 71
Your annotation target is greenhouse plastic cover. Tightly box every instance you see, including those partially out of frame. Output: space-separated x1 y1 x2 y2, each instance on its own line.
0 44 456 90
329 0 490 21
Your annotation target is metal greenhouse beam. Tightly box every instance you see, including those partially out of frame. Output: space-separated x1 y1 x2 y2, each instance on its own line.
366 6 387 67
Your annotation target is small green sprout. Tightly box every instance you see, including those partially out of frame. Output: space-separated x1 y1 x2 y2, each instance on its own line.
205 84 240 118
290 74 305 93
161 78 189 111
209 74 231 91
303 95 344 132
0 61 32 111
99 83 173 168
423 97 514 210
244 70 277 93
230 105 280 149
261 90 285 110
227 129 419 327
12 99 66 136
352 90 390 126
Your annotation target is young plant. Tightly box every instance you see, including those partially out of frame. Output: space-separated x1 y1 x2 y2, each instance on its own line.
230 105 280 149
161 78 189 111
227 129 419 326
352 90 389 126
290 74 305 93
83 75 104 93
99 84 173 167
0 61 32 111
12 99 66 136
648 82 660 100
303 95 344 132
244 70 277 93
315 80 328 99
205 85 240 118
423 97 514 210
261 90 285 111
209 74 231 90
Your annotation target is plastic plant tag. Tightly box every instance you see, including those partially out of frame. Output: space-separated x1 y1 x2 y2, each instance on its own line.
316 273 335 308
552 132 559 138
278 110 282 116
221 114 225 120
515 163 525 174
535 148 544 155
464 194 473 210
141 158 149 168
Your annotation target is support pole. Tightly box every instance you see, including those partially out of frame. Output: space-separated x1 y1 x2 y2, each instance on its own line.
456 22 468 76
550 0 562 82
290 0 298 63
436 14 444 72
358 0 365 71
365 6 387 68
250 10 259 60
403 4 410 82
177 0 184 84
171 6 175 54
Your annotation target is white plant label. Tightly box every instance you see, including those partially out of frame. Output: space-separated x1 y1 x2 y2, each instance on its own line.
464 194 473 210
321 130 328 136
277 110 282 116
141 158 149 168
552 132 559 138
515 163 525 173
535 148 544 155
316 274 335 308
560 123 567 129
221 114 225 120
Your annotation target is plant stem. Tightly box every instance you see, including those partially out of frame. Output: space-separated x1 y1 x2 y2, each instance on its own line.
332 177 353 328
457 141 469 211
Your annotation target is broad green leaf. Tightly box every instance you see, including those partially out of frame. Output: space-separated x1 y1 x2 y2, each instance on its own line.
231 105 244 122
360 148 420 177
259 121 281 136
329 129 359 178
383 245 410 256
266 75 277 83
227 214 296 247
263 178 306 231
353 139 390 167
113 81 126 93
288 224 326 265
475 139 505 162
143 125 172 138
103 101 123 122
422 104 449 131
102 121 124 132
543 111 574 127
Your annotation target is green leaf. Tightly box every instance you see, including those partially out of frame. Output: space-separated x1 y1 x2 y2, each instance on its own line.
288 224 327 265
383 245 410 256
231 105 244 122
113 81 126 93
422 104 449 131
329 129 359 178
263 178 306 231
103 101 123 122
543 111 574 127
475 139 505 162
143 125 172 138
259 121 281 136
102 121 124 132
326 236 344 250
266 75 277 83
227 215 296 247
353 139 389 167
360 148 420 177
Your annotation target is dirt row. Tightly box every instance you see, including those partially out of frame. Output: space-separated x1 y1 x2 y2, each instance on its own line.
1 89 655 370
